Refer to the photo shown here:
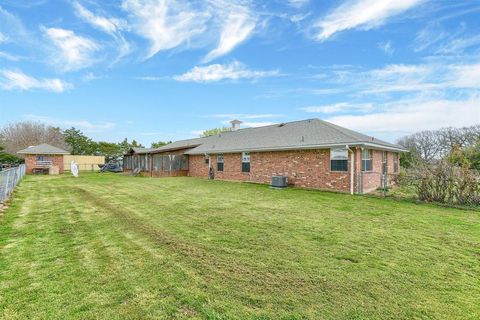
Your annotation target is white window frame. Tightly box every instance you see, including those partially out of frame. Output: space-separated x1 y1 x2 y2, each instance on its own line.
242 152 250 163
361 149 372 172
330 148 348 172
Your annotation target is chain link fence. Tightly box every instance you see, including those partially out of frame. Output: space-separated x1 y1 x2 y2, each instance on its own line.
0 165 26 203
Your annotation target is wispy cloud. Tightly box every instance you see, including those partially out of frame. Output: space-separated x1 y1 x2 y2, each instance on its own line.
122 0 208 59
287 0 310 8
210 113 284 119
300 103 374 114
173 61 280 83
0 69 72 92
73 1 127 34
73 1 131 61
24 114 116 132
203 1 256 62
312 0 423 41
134 75 168 81
360 63 480 94
0 51 20 61
0 32 7 43
0 5 28 44
42 27 99 71
326 95 480 135
378 40 394 55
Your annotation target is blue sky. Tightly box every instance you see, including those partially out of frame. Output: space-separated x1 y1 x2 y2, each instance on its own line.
0 0 479 146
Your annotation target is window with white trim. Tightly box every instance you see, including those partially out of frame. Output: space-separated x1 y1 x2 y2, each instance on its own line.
241 152 250 173
361 149 372 172
217 154 224 172
330 148 348 172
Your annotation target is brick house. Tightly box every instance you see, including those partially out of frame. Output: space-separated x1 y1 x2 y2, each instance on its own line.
17 144 70 174
124 119 407 194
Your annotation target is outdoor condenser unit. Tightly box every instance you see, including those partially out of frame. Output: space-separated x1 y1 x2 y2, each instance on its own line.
271 176 288 188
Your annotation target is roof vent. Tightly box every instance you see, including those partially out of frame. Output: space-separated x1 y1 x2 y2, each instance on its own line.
230 119 242 131
301 136 305 142
371 137 375 141
278 123 286 127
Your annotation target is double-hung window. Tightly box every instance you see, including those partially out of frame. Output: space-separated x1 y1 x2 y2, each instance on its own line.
361 149 372 172
330 148 348 172
241 152 250 173
217 154 224 172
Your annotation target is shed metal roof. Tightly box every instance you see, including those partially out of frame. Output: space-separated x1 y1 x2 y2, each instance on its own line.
17 143 70 155
148 137 210 154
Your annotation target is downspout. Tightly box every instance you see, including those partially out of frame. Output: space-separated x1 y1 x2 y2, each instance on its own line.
346 145 354 195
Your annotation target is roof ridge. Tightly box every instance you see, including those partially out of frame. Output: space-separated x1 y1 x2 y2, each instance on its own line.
314 119 368 143
219 118 318 134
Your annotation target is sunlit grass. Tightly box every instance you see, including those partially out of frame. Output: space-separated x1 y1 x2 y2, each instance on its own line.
0 173 479 319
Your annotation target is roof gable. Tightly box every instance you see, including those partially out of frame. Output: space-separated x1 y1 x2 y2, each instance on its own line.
17 143 70 155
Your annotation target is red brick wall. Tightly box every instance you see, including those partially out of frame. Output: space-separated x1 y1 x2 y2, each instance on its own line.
189 149 352 192
189 148 400 194
25 154 65 174
189 155 211 178
355 150 399 193
360 150 382 193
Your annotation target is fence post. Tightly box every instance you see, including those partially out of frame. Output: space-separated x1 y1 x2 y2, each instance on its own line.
4 170 11 200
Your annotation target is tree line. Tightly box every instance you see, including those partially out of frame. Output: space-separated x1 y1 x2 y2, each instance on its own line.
397 124 480 170
0 122 171 163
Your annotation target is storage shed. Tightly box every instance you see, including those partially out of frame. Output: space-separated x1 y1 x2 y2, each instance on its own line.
17 144 70 175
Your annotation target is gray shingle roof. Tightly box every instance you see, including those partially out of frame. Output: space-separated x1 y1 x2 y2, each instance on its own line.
185 119 406 154
17 143 70 155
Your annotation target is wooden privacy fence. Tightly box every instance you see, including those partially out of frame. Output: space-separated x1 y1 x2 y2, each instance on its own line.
64 155 105 171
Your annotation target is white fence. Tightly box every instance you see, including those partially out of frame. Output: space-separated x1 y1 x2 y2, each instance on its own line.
0 165 26 203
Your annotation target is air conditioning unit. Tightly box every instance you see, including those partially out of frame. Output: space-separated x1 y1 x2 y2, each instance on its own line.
271 176 288 188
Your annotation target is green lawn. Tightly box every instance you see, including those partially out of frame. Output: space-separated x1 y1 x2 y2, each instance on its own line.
0 173 479 319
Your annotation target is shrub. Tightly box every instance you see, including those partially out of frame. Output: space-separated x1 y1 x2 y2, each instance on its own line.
397 161 480 206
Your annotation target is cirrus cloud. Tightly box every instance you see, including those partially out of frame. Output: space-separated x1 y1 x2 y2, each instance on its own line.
173 61 280 83
42 26 99 72
0 69 72 92
313 0 424 41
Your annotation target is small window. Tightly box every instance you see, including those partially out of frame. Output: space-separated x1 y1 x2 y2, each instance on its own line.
241 152 250 173
361 149 372 172
330 148 348 172
217 154 224 172
393 153 399 173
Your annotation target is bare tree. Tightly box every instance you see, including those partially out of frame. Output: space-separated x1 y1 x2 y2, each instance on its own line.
438 125 480 154
0 122 69 157
397 124 480 164
397 130 443 163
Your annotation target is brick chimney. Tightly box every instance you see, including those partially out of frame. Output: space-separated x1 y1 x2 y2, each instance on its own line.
230 120 242 131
